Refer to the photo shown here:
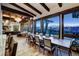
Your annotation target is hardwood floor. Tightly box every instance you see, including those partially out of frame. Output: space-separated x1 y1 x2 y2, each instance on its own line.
13 35 79 56
13 35 44 56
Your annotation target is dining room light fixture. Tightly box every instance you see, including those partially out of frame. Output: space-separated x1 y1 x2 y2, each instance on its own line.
15 17 22 22
30 17 33 20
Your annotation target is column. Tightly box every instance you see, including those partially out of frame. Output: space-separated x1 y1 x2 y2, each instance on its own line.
34 20 36 34
59 13 64 39
40 18 43 33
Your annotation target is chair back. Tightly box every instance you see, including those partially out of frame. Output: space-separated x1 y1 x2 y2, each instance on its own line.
51 34 53 37
44 38 51 48
11 43 18 56
40 33 43 36
6 36 13 48
36 32 39 35
29 35 33 40
45 34 49 38
26 33 29 38
71 40 79 52
35 36 40 43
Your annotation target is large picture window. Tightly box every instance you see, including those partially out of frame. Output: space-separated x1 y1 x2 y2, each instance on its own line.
43 16 59 38
64 12 79 40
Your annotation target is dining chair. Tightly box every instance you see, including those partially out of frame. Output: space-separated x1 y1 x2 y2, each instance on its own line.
71 40 79 52
5 35 14 56
45 34 49 37
50 34 54 37
40 33 43 36
6 35 13 49
11 43 18 56
55 46 71 56
35 36 40 50
29 35 34 47
55 39 74 56
26 33 29 43
43 38 55 55
35 36 44 52
36 32 39 35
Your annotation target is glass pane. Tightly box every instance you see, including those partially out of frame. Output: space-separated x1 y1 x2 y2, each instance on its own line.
64 12 79 40
36 20 41 33
43 16 59 38
21 23 29 32
64 13 79 34
31 21 34 33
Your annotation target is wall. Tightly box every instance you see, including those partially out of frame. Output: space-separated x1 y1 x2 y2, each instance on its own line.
0 3 5 56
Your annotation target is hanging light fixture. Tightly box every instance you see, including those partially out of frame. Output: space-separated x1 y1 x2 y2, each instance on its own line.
30 17 33 20
15 15 22 22
4 20 9 25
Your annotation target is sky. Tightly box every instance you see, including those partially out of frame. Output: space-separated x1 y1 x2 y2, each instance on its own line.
36 13 79 27
64 13 79 27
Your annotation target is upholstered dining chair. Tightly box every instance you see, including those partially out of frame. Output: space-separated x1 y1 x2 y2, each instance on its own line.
29 35 34 47
35 36 44 52
35 36 40 50
43 38 55 55
26 33 29 43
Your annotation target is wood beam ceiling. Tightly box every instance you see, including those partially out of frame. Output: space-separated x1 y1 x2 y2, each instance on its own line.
58 3 62 7
40 3 50 12
1 5 33 17
10 3 36 16
24 3 42 15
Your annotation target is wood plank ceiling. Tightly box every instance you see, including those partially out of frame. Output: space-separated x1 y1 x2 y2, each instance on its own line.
1 3 79 20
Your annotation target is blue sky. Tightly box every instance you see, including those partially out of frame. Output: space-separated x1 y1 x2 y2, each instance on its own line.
36 13 79 27
36 16 59 27
36 20 40 27
64 13 79 27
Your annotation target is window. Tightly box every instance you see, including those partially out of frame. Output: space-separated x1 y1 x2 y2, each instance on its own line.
64 12 79 40
43 16 59 38
21 22 29 32
64 13 79 34
36 20 41 33
31 21 34 33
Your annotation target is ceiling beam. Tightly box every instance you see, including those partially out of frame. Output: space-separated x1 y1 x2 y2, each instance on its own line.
58 3 62 7
3 16 16 22
1 5 33 17
24 3 42 15
10 3 36 16
40 3 50 12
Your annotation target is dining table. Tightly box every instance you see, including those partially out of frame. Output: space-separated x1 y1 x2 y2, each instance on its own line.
29 33 74 55
37 34 74 48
